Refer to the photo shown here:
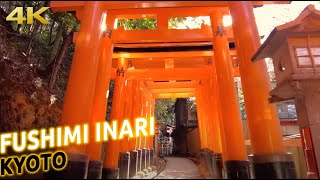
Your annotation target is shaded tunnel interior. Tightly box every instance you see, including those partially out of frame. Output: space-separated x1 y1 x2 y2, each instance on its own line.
113 42 236 53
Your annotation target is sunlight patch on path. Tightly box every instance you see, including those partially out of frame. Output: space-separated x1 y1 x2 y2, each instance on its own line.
155 157 203 179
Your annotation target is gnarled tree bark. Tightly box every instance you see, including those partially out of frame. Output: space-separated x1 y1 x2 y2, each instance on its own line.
48 30 74 90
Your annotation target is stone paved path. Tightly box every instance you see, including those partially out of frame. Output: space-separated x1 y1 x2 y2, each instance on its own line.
154 157 204 179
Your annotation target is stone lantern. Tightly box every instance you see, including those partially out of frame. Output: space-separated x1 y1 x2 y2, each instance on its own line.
252 5 320 178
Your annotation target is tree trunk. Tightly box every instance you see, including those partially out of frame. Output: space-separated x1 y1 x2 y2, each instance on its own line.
174 98 188 156
15 1 27 33
16 24 22 33
39 24 43 34
48 25 63 65
48 18 56 46
25 20 41 56
8 1 14 13
48 31 73 90
29 24 34 35
0 7 14 32
25 24 32 35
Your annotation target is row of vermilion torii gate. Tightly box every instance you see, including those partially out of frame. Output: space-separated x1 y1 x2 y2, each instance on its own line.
49 1 302 179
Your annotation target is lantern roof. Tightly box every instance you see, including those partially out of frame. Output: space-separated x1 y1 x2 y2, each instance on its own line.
252 4 320 62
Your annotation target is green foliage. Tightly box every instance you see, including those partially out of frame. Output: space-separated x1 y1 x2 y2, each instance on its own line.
155 98 176 125
237 86 247 119
0 1 80 99
55 12 79 32
168 17 187 29
169 16 210 29
117 18 157 30
117 17 191 30
187 97 197 117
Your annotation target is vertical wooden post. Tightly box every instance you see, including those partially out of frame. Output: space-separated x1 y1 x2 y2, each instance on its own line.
129 80 141 151
139 81 147 150
205 78 224 178
206 78 223 154
150 97 156 168
210 10 249 179
145 92 152 169
195 86 208 150
102 57 128 179
120 80 134 152
149 97 155 150
139 83 149 172
86 23 114 179
201 81 215 153
129 80 141 178
143 91 150 149
57 2 105 179
200 81 215 177
229 2 296 178
196 84 212 177
60 1 105 153
135 81 146 175
118 79 135 179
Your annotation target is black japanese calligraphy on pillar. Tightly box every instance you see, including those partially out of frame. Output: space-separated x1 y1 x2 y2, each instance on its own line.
128 60 133 68
215 24 226 37
106 25 112 39
116 67 125 77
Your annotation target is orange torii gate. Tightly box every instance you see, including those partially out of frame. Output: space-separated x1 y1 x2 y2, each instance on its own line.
49 1 295 179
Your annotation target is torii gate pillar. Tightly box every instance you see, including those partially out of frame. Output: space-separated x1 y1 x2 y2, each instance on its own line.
128 80 141 178
196 83 213 177
198 80 223 178
86 29 114 179
229 1 296 178
57 1 106 179
103 57 128 179
149 97 156 168
210 10 249 179
195 85 209 150
118 79 135 179
206 78 224 179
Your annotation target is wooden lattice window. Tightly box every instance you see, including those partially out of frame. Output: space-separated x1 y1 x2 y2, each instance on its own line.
294 46 320 68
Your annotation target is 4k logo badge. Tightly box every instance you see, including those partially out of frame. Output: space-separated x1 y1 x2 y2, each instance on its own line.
6 7 50 25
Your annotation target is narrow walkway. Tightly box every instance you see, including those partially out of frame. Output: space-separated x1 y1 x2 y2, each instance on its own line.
155 157 204 179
